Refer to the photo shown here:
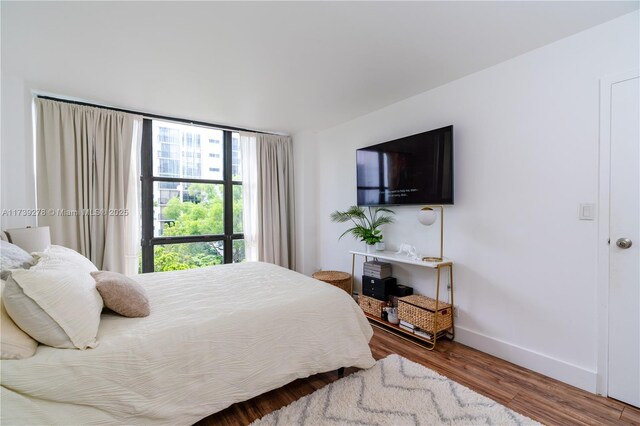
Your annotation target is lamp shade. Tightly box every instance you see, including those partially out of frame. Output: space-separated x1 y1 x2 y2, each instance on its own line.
417 207 437 226
5 227 51 253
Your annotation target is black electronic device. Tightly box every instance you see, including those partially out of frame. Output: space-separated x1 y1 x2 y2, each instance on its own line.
393 284 414 297
356 125 453 206
362 275 397 301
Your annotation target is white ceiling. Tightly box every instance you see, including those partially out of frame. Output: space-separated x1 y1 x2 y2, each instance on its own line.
2 1 638 134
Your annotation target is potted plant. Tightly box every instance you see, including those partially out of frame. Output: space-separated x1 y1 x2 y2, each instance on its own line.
330 206 395 252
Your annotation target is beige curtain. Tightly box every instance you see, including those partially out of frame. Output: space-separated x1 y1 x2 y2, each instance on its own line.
35 98 142 274
241 133 296 269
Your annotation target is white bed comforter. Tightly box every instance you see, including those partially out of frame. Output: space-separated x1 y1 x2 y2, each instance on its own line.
1 262 375 425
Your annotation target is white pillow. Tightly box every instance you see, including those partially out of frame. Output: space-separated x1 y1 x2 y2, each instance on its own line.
3 269 103 349
33 245 97 274
1 280 38 360
0 240 36 280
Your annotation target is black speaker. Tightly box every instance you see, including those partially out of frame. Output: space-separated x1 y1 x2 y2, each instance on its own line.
393 284 414 297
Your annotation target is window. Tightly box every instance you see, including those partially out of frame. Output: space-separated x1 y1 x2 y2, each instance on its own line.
141 120 244 272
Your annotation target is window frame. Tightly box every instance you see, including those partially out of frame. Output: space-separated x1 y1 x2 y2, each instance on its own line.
140 119 243 272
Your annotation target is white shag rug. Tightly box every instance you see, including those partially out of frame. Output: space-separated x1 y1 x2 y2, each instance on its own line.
252 354 540 425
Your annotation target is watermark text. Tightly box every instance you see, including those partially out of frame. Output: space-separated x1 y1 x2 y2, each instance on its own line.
1 208 129 217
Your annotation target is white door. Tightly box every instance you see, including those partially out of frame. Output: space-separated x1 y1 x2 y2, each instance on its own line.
608 75 640 407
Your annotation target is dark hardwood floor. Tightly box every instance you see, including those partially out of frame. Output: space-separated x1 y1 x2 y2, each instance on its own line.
196 326 640 425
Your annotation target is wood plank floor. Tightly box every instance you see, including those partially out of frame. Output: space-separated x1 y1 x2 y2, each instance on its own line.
196 326 640 425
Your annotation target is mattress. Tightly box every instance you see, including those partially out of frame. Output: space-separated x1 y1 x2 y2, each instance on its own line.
1 262 375 425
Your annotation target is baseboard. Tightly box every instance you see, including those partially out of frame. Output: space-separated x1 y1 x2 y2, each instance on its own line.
455 326 597 393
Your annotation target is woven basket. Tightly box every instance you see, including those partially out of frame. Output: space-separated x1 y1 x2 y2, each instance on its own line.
397 295 452 334
358 294 385 318
312 270 351 294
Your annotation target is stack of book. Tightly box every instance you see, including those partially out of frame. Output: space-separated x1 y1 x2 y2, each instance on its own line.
399 320 433 340
363 261 392 279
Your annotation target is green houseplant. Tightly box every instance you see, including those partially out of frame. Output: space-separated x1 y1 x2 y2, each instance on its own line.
330 206 395 249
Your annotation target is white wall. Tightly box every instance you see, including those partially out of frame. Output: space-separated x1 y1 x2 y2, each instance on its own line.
313 11 639 392
292 130 318 276
0 70 36 230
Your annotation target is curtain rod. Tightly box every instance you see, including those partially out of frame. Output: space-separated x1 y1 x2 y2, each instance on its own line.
36 95 283 136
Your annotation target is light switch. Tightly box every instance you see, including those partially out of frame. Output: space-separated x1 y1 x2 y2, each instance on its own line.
579 203 595 220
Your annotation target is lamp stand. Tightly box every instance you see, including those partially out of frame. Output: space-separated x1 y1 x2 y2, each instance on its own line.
421 205 444 262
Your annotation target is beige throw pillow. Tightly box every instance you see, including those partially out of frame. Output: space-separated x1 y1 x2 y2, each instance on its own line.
3 270 103 349
91 271 150 318
1 280 38 360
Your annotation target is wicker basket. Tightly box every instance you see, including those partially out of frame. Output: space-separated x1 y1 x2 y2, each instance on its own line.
397 295 452 334
359 294 385 318
312 270 351 294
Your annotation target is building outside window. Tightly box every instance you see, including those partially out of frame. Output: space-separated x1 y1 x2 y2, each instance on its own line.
231 135 241 179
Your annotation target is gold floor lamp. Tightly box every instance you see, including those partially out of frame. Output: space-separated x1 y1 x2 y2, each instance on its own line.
417 206 444 262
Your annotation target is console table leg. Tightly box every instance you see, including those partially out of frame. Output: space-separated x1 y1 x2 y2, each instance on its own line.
449 264 455 340
350 253 356 296
433 265 441 348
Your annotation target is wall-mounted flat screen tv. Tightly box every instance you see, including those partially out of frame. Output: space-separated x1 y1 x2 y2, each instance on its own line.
356 125 453 206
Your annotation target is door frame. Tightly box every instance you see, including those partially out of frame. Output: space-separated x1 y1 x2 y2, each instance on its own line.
596 69 639 396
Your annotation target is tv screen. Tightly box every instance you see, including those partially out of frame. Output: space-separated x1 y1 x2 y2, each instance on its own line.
356 125 453 206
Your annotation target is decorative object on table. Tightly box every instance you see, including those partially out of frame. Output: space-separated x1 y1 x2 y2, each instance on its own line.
398 319 435 339
358 294 386 318
399 320 415 329
311 270 351 294
398 294 452 335
251 354 540 426
417 205 445 262
362 275 397 301
395 243 419 260
399 320 416 333
385 307 399 324
374 241 385 251
330 205 395 251
414 329 433 339
362 260 392 279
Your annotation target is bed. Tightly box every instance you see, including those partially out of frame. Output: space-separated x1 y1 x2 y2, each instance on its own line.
1 261 375 425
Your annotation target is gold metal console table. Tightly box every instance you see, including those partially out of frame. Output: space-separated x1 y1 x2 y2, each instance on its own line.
350 250 454 350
